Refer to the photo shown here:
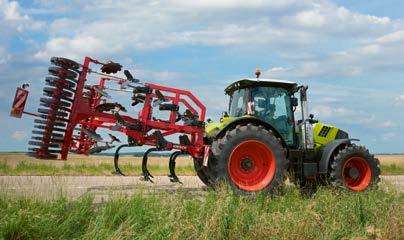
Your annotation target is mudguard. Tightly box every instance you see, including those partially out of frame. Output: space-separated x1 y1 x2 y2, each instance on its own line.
212 117 288 149
318 138 359 174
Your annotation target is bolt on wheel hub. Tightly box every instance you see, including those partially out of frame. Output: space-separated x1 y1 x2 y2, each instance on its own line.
241 158 253 171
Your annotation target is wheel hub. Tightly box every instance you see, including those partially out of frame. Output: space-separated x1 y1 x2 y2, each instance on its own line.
348 167 360 179
241 158 253 171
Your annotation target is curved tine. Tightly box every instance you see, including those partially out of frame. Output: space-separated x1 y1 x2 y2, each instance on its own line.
113 144 130 176
168 151 180 177
142 148 157 182
169 151 183 183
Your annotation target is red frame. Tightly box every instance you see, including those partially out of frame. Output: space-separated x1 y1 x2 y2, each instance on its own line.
60 57 207 160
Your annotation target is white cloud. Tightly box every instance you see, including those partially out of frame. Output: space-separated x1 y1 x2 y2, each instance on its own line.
378 121 398 129
32 0 401 63
270 28 404 78
34 36 108 60
381 132 397 142
0 0 44 31
11 131 28 141
311 105 356 119
295 9 326 28
376 30 404 43
396 94 404 105
0 47 11 64
0 0 28 21
267 67 290 76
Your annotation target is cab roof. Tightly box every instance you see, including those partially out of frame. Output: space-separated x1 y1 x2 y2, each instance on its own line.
225 78 298 94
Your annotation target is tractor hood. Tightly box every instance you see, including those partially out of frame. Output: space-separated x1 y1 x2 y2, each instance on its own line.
313 122 349 149
205 117 236 137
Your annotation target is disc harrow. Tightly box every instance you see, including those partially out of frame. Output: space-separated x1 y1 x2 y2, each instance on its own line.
28 57 81 159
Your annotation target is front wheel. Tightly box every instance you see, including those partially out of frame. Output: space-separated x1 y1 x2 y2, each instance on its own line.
329 145 380 191
210 123 288 195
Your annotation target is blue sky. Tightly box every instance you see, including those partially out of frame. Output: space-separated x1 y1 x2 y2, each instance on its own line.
0 0 403 153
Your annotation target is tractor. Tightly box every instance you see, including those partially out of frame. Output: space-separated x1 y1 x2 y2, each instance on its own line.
10 57 380 195
198 76 381 194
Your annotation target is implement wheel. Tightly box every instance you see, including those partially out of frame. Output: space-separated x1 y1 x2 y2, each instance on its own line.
210 123 288 195
330 145 380 191
193 158 213 186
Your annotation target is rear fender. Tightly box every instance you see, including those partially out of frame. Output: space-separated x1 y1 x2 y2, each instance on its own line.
318 138 359 174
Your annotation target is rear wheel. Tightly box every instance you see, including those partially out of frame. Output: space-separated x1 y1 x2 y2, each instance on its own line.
210 123 288 195
330 145 380 191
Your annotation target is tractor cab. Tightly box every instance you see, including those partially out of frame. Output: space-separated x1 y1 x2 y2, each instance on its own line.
224 78 298 146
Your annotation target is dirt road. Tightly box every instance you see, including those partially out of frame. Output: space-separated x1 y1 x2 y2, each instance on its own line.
0 176 402 202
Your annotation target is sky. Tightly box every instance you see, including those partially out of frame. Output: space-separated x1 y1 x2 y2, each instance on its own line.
0 0 403 153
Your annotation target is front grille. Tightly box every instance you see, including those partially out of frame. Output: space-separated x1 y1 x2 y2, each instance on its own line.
318 126 332 138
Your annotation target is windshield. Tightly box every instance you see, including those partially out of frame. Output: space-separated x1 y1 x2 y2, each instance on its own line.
228 88 248 117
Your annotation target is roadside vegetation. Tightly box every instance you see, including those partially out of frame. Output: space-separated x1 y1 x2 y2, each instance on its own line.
0 153 403 176
0 161 195 176
0 185 402 239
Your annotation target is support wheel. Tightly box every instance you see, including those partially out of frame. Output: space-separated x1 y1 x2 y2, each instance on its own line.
210 123 288 195
330 145 380 191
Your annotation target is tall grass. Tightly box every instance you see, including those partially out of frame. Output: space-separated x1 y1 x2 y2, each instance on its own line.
0 186 402 240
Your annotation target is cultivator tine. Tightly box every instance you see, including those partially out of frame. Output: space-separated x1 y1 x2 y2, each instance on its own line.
113 144 131 176
82 128 103 142
108 133 121 144
93 86 111 99
95 102 126 113
168 151 183 184
141 148 157 182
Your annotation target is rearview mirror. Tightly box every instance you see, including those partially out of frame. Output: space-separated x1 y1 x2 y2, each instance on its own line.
291 97 298 107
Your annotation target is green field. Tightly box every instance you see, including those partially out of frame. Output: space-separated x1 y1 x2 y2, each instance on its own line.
0 185 402 240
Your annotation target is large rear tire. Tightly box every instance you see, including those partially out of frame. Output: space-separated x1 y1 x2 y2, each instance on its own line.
330 145 380 191
210 123 288 195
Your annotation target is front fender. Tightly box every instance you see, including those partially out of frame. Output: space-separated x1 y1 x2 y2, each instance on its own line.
211 117 288 149
318 138 359 174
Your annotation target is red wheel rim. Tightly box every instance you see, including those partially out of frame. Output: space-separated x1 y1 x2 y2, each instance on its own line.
228 140 276 192
342 157 372 191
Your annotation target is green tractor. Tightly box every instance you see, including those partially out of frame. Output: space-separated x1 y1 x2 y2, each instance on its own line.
198 77 380 194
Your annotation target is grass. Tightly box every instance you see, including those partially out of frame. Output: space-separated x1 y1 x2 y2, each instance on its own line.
0 185 402 240
0 160 195 176
382 164 404 175
0 153 403 176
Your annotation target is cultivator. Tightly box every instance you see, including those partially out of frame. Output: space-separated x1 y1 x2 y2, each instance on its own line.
18 56 207 182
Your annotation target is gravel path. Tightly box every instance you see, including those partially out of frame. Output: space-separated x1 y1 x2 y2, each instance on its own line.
0 175 402 202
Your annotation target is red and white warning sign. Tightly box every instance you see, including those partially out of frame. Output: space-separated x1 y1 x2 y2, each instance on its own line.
10 87 29 118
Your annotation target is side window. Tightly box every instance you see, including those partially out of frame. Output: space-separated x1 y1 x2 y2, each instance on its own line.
229 89 247 117
252 87 294 145
273 96 287 119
